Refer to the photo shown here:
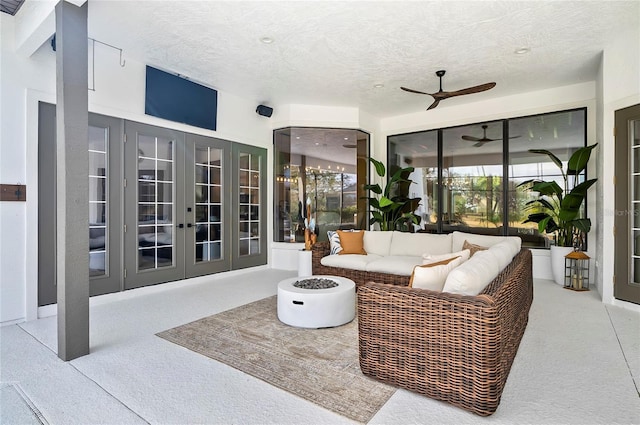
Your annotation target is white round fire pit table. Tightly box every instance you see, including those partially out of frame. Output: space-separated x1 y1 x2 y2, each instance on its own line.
277 275 356 329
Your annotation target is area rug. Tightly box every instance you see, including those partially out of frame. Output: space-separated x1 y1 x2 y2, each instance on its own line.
157 296 396 423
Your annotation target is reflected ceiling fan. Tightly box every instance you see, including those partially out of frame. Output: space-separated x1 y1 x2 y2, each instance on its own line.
462 124 521 147
401 70 496 110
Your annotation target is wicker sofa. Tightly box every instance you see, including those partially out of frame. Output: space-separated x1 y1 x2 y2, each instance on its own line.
358 248 533 416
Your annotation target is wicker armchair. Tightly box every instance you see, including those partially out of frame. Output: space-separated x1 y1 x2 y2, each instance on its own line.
357 249 533 416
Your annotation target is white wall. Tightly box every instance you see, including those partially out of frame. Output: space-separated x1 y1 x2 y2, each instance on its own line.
600 27 640 311
0 10 273 324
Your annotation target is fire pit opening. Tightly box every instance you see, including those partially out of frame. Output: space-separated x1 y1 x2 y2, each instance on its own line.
293 278 339 290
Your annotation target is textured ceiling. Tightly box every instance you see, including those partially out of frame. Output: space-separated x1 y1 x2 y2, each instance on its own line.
85 0 639 119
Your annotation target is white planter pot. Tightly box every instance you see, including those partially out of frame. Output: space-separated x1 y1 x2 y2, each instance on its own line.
298 249 313 277
550 245 573 286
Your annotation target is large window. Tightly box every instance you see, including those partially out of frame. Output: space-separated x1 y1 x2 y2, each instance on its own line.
274 128 369 242
389 108 587 247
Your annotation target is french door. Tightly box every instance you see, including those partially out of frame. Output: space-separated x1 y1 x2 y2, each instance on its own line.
614 104 640 305
38 103 122 305
38 107 267 305
123 122 267 289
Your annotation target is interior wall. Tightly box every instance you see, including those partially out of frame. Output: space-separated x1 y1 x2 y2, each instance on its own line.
600 26 640 311
1 11 273 324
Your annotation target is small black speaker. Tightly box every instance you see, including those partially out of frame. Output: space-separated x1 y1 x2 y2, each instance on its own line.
256 104 273 117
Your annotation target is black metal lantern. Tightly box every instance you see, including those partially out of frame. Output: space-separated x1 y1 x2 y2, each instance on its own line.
564 251 590 291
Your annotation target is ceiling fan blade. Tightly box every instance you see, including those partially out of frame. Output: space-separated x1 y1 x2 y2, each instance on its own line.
400 86 433 96
462 135 482 142
442 82 496 98
473 142 486 148
426 99 440 110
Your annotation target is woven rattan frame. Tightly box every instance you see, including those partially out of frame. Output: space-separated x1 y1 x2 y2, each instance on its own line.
311 241 412 288
356 249 533 416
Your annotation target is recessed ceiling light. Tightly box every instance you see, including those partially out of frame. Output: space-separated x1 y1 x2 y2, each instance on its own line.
260 37 274 44
514 47 530 54
373 83 384 88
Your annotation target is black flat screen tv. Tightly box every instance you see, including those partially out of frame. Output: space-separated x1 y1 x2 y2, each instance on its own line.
145 66 217 131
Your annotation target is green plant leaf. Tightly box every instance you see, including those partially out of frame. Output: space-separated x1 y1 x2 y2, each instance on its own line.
571 218 592 233
371 211 384 221
368 157 386 177
531 181 563 197
363 183 382 195
568 178 597 196
525 198 555 212
378 196 394 208
517 179 540 188
529 149 563 171
567 144 597 175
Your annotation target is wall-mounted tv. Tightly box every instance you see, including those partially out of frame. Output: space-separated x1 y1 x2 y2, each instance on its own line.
145 66 217 131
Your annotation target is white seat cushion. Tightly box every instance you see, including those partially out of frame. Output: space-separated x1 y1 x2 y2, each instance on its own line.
363 230 393 256
389 231 453 257
365 255 423 276
320 254 382 271
442 249 501 296
451 231 522 253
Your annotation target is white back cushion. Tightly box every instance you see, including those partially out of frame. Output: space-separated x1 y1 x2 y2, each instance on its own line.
423 249 471 265
363 230 393 256
410 256 464 291
488 240 517 270
442 249 500 296
451 231 522 253
389 231 453 256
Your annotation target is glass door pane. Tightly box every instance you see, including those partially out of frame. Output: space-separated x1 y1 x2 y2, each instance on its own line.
89 125 108 277
124 122 185 290
137 134 175 270
184 134 231 278
631 120 640 284
238 152 261 256
232 143 267 269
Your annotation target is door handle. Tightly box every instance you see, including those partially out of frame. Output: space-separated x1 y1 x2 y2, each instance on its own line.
187 223 193 228
178 223 184 229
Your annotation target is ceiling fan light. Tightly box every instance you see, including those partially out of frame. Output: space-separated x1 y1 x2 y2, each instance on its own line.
514 47 530 54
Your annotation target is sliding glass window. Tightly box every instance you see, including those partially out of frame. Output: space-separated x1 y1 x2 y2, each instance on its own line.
388 108 587 247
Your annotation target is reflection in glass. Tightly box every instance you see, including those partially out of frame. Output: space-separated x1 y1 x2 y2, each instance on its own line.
387 109 587 248
389 129 438 232
89 125 108 276
195 147 223 262
238 152 261 256
137 134 175 270
509 110 586 247
273 128 369 243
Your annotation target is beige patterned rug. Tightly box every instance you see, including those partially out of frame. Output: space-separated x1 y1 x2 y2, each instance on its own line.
157 296 396 423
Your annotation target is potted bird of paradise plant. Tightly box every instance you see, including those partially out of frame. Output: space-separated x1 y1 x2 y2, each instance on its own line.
518 143 597 284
